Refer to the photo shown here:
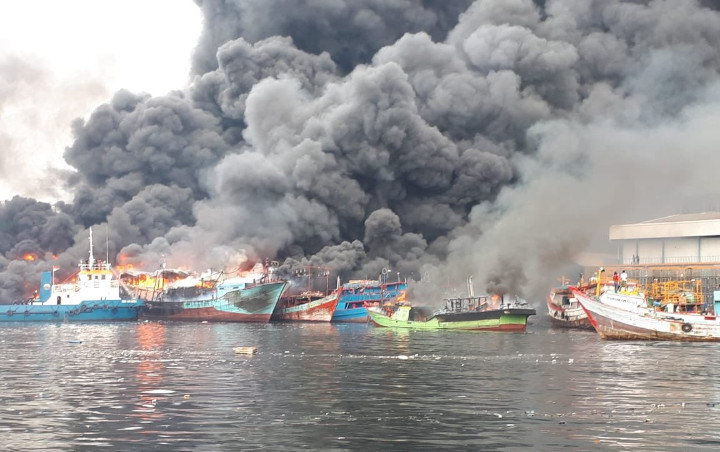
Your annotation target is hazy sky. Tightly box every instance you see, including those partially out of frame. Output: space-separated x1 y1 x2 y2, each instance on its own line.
0 1 201 201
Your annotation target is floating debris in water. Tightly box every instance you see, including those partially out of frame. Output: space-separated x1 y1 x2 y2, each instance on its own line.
235 346 258 355
68 340 82 344
142 389 175 395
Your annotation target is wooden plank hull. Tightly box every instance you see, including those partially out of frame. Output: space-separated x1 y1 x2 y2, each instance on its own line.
272 292 339 322
573 288 720 341
140 281 286 323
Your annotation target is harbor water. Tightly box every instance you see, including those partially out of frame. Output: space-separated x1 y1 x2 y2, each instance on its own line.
1 318 720 451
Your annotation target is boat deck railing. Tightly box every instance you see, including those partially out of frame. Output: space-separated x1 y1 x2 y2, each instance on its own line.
79 261 112 271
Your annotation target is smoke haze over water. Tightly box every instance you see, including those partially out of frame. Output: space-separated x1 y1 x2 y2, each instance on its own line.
3 0 720 305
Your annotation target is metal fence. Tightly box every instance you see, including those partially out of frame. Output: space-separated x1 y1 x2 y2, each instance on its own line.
625 267 720 309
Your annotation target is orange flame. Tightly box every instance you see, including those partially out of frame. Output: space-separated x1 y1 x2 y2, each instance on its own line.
116 264 135 273
22 254 36 261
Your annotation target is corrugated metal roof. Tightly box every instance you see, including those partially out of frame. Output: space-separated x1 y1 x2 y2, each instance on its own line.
641 212 720 224
610 212 720 240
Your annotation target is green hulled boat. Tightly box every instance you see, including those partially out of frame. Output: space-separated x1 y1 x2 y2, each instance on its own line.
367 296 536 331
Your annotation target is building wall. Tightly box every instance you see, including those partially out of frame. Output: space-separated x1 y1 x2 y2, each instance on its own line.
664 238 698 263
638 240 663 264
620 237 712 264
700 237 720 262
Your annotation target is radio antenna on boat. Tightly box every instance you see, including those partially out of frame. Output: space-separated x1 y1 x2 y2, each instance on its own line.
106 224 109 263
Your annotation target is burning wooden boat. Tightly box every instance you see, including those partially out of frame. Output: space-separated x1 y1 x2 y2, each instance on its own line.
131 267 286 323
271 266 339 322
331 279 407 323
271 290 339 322
367 295 536 331
0 229 142 322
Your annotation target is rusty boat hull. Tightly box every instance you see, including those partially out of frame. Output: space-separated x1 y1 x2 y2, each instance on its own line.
271 291 339 322
140 281 287 322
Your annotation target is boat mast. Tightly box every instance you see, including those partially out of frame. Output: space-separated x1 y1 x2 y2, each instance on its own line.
88 227 95 268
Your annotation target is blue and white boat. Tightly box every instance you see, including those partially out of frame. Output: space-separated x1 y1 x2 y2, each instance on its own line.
331 280 407 323
0 229 142 322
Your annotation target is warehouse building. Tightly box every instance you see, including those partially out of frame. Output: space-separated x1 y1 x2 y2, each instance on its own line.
610 212 720 265
608 212 720 309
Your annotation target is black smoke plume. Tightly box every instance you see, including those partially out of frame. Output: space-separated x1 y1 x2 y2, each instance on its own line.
3 0 720 305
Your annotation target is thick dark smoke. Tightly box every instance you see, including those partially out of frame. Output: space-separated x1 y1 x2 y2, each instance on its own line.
3 0 720 306
191 0 473 74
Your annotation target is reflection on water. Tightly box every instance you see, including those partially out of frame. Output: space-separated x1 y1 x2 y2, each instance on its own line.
1 321 720 451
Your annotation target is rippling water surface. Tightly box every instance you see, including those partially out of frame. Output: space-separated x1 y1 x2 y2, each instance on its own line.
1 318 720 451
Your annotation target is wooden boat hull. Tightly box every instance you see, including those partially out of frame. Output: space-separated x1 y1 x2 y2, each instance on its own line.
272 292 339 322
140 281 286 322
573 288 720 342
0 299 142 322
330 306 370 323
368 307 535 331
546 290 593 329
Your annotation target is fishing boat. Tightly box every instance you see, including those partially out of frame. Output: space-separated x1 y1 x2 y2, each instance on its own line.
367 295 536 331
139 270 287 322
572 287 720 341
331 279 407 323
271 290 339 322
270 265 338 322
546 280 596 329
0 229 142 322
